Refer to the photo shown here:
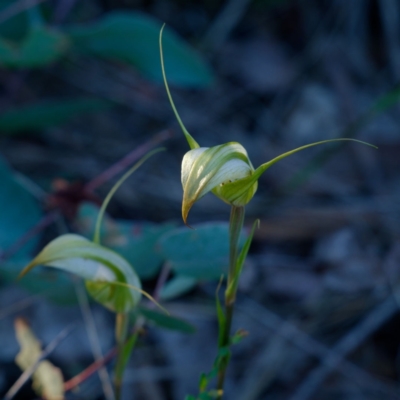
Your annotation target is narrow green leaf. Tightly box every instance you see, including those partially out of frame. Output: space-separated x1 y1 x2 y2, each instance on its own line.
254 138 377 178
140 307 196 333
283 88 397 194
236 219 259 275
93 148 165 245
217 138 377 207
230 329 249 345
19 234 142 313
199 373 208 392
120 331 139 372
200 391 222 399
369 84 400 115
226 219 259 302
215 346 231 372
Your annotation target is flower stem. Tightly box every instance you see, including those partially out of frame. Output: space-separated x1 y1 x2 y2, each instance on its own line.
114 312 129 400
217 205 245 399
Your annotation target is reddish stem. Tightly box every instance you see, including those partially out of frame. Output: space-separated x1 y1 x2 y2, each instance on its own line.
152 263 171 302
0 211 58 262
86 129 172 192
1 130 172 262
64 347 117 392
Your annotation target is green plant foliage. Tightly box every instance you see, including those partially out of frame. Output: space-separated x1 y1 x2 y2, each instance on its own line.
140 307 196 333
0 1 29 41
2 261 79 304
158 223 246 280
226 219 259 303
371 84 400 114
120 331 139 374
159 275 197 300
111 220 175 279
215 281 225 347
19 234 142 313
0 159 77 303
0 97 113 134
0 158 41 259
76 202 175 279
185 394 220 400
68 12 213 87
0 26 68 68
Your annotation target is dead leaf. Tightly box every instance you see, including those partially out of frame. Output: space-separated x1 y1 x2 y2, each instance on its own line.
14 318 64 400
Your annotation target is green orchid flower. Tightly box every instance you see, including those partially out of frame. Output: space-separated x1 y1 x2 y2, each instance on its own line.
160 26 376 225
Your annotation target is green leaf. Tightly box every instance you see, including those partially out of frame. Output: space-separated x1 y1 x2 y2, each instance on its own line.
68 12 213 87
2 261 78 304
368 84 400 116
19 234 142 313
226 219 259 302
0 27 68 68
103 220 174 279
200 392 221 400
120 331 139 372
0 1 29 41
214 346 230 372
230 329 248 345
17 27 68 67
140 307 196 333
158 223 246 280
159 275 197 300
76 202 175 279
0 157 41 260
0 38 16 64
199 373 209 392
0 97 112 134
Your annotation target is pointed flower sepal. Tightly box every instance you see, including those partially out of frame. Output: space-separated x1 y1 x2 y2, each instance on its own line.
160 25 377 225
181 138 377 224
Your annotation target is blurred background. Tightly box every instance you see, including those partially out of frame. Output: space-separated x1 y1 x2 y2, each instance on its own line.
0 0 400 399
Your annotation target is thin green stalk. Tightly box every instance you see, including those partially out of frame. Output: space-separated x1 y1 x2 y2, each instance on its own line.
114 312 129 400
217 206 245 399
227 206 245 290
93 147 164 245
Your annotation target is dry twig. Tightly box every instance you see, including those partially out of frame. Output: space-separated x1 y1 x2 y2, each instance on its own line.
288 294 400 400
239 297 399 399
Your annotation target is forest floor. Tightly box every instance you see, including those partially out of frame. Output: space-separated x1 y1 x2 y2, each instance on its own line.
1 1 400 399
